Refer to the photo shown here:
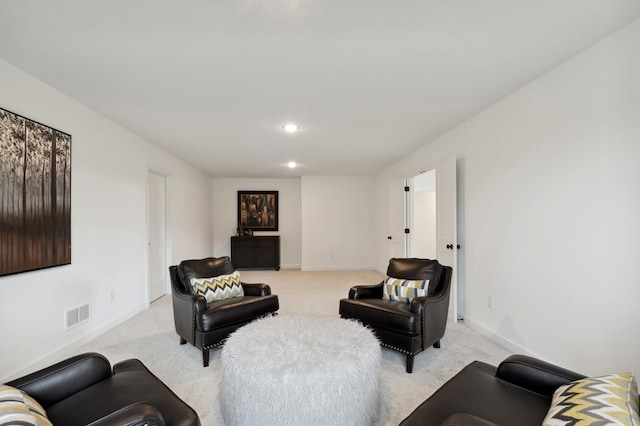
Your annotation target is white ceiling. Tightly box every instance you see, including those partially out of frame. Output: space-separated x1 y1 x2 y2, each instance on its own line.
1 1 639 178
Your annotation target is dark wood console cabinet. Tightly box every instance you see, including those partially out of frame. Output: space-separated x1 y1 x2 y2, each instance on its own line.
231 236 280 271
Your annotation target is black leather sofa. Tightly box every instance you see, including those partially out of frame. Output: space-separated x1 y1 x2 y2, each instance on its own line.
6 352 200 426
400 354 584 426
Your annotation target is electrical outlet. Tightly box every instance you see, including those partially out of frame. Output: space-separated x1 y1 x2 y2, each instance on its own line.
110 289 116 302
487 295 494 309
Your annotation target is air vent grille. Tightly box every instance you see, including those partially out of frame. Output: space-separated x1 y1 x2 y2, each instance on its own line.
65 304 90 330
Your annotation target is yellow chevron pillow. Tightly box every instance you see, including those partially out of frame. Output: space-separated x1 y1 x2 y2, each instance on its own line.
543 372 640 426
190 271 244 303
382 276 429 303
0 385 52 426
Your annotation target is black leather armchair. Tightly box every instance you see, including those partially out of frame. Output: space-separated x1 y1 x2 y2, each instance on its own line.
339 258 452 373
5 352 200 426
400 355 585 426
169 256 279 367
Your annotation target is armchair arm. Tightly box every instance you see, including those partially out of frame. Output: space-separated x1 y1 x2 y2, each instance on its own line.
169 266 206 344
87 403 165 426
496 354 585 397
410 265 453 314
349 282 384 299
169 266 207 311
241 282 272 296
7 353 112 408
409 288 450 315
410 266 452 349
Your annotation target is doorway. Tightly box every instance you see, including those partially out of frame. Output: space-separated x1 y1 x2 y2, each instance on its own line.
408 170 437 259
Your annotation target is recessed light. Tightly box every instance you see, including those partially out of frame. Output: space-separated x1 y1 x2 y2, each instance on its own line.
287 161 297 168
283 123 299 133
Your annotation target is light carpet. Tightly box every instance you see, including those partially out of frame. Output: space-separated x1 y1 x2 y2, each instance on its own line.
80 269 511 426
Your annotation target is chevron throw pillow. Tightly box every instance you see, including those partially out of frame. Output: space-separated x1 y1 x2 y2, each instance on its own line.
0 385 52 426
190 271 244 303
543 372 640 425
382 276 429 303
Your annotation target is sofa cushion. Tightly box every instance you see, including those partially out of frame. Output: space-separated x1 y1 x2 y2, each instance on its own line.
441 413 500 426
383 276 429 303
542 372 640 425
0 385 52 426
339 298 420 335
190 271 244 303
196 295 280 331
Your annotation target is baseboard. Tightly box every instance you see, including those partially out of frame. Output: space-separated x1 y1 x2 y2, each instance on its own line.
301 265 376 272
1 303 147 383
462 317 536 357
280 264 301 270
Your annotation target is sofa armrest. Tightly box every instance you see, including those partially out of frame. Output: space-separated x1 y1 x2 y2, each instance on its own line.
349 282 384 299
87 402 165 426
441 413 500 426
111 359 200 426
112 358 152 375
241 282 272 296
6 353 112 408
496 354 585 397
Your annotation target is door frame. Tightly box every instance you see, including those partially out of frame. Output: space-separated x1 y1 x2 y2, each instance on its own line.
389 178 410 259
392 156 462 322
146 168 172 304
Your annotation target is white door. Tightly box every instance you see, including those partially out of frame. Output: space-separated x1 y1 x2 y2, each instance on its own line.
388 178 407 259
148 171 167 302
435 156 458 322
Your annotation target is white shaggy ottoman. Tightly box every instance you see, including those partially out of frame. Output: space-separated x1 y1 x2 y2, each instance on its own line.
220 315 381 426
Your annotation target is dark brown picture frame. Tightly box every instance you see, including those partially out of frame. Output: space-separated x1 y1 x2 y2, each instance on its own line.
238 191 278 232
0 107 72 277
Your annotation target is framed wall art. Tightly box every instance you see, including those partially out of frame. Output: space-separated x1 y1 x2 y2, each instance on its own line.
238 191 278 232
0 107 71 277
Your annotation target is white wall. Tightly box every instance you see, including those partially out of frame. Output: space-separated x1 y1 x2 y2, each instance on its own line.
301 176 375 270
0 59 213 381
212 178 301 269
212 176 375 271
375 19 640 377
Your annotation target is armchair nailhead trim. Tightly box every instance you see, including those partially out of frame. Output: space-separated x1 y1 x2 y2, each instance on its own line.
380 342 417 356
344 317 421 356
191 304 197 343
421 308 427 348
204 340 227 350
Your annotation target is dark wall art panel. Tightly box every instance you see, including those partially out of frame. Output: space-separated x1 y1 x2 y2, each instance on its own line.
0 107 71 276
238 191 278 232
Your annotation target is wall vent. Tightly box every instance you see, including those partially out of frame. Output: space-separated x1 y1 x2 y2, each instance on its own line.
65 304 90 330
